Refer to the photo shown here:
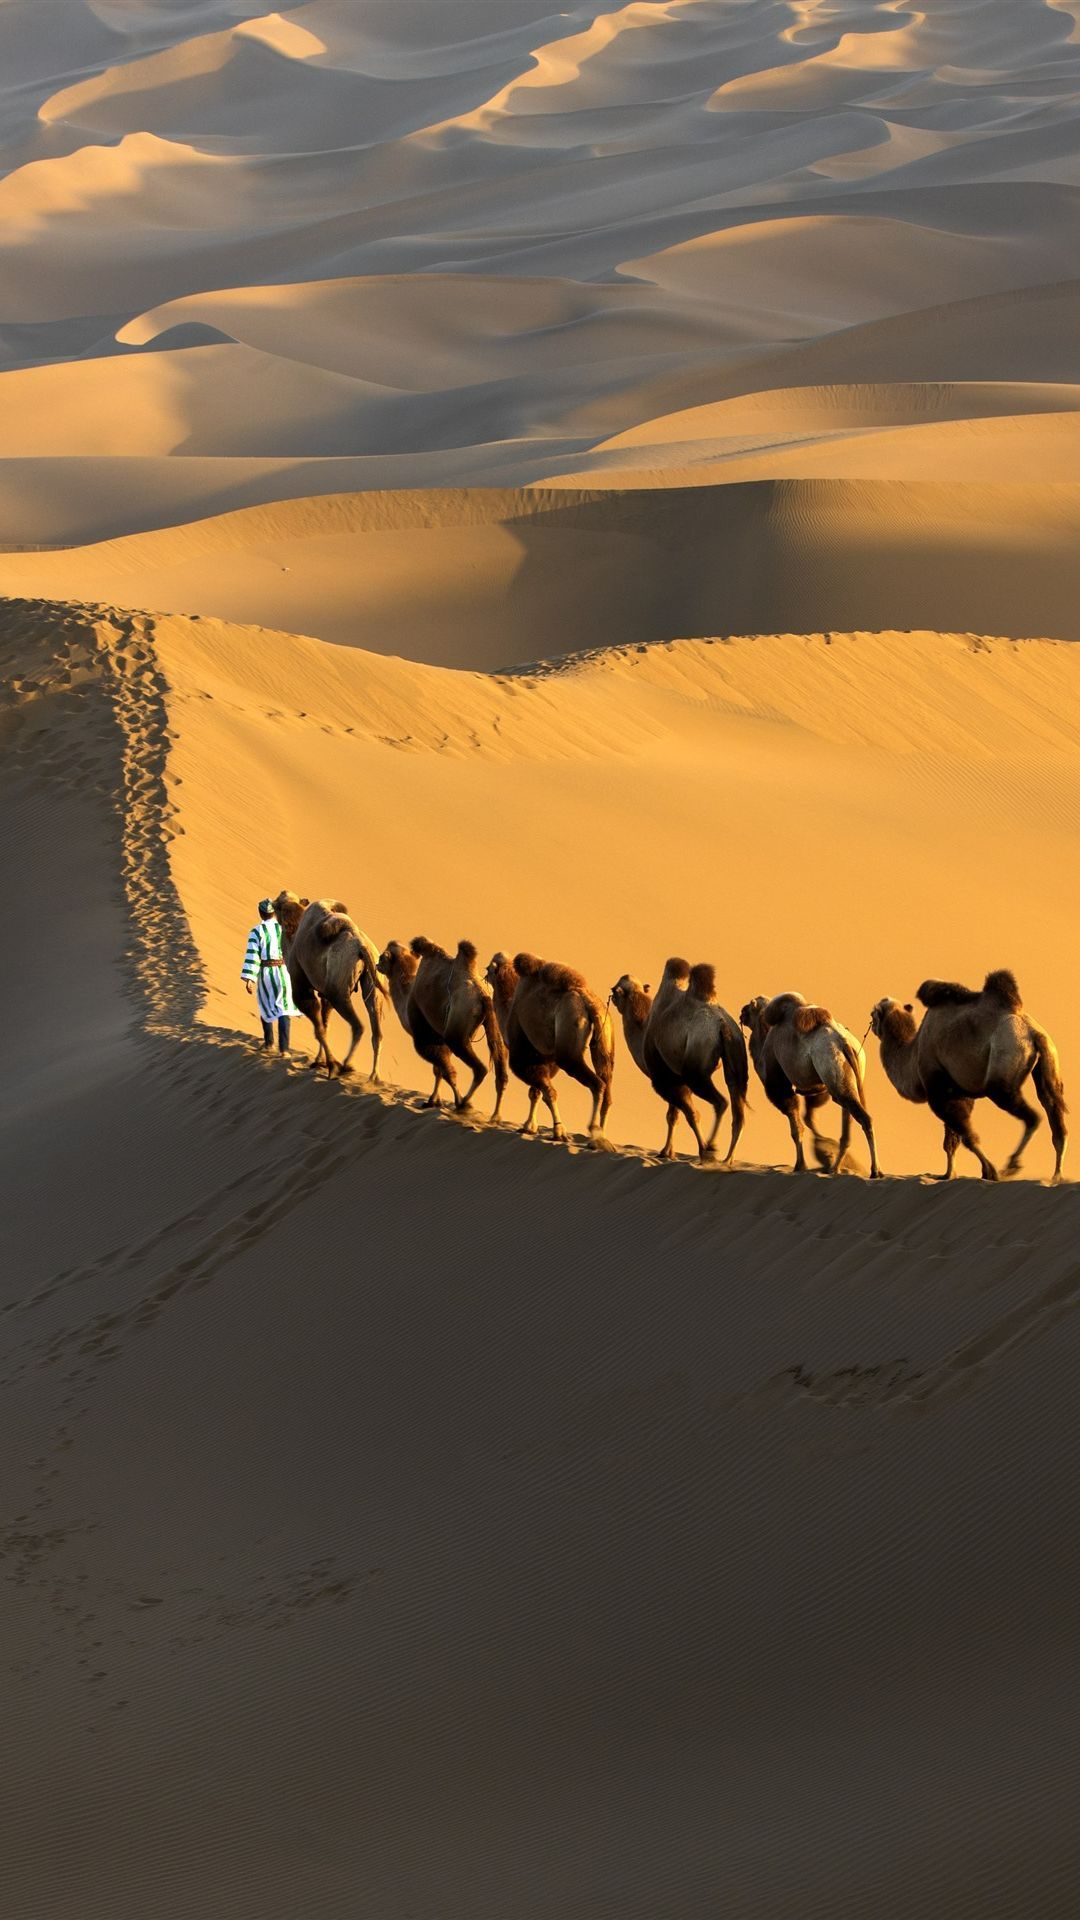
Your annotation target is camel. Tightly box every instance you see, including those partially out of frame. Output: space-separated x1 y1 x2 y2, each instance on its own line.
741 993 880 1177
870 969 1067 1183
272 890 386 1079
642 959 747 1162
485 950 614 1140
610 974 708 1159
379 936 508 1117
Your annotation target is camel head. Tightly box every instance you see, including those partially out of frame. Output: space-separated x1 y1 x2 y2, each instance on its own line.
379 939 418 986
485 951 519 999
739 995 769 1033
611 973 651 1019
272 890 309 940
869 996 916 1042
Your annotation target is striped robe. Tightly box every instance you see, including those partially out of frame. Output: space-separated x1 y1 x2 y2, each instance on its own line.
241 917 300 1021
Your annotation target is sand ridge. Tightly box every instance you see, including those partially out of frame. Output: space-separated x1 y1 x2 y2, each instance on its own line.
4 604 1080 1903
5 595 1075 1180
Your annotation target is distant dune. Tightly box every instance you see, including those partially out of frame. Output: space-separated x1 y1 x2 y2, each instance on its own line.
3 0 1080 570
4 482 1080 664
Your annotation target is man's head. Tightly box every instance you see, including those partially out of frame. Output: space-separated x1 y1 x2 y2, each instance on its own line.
258 897 275 921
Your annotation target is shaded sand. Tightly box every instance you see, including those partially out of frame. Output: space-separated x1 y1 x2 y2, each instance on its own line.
2 597 1080 1915
6 481 1080 661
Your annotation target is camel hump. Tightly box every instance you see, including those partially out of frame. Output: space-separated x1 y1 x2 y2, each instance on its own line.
514 951 545 977
456 939 478 964
663 956 691 980
917 978 979 1008
793 1004 832 1034
984 968 1023 1011
317 912 352 942
331 900 349 914
411 935 449 961
688 962 717 1001
541 960 589 995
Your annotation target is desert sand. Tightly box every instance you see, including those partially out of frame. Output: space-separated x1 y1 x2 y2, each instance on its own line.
4 0 1080 1914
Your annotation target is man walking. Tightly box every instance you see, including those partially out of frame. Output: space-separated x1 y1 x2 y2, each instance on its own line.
242 896 299 1055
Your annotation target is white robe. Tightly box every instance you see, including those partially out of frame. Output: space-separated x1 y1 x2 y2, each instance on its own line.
241 918 300 1021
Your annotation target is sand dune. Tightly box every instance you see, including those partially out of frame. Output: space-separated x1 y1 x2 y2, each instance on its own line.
4 595 1080 1914
7 594 1076 1178
8 0 1080 1908
2 0 1079 566
6 481 1080 660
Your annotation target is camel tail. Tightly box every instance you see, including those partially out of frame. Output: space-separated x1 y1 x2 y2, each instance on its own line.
724 1019 750 1106
356 931 390 1003
589 1001 616 1090
483 995 509 1091
835 1030 866 1098
1032 1024 1068 1125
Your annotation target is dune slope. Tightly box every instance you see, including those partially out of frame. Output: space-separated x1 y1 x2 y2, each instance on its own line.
6 481 1080 661
2 597 1080 1915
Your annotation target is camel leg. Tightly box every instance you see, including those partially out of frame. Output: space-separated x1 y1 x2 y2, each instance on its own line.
831 1104 852 1176
288 977 321 1069
1032 1049 1068 1184
321 987 364 1077
448 1035 487 1113
659 1104 678 1160
426 1048 458 1108
771 1093 808 1172
723 1094 745 1165
933 1114 967 1180
929 1087 997 1180
557 1054 605 1137
762 1061 805 1171
988 1082 1042 1178
520 1085 542 1136
802 1089 834 1171
673 1089 706 1160
309 993 338 1077
361 974 384 1083
835 1096 882 1179
539 1077 567 1142
682 1069 727 1158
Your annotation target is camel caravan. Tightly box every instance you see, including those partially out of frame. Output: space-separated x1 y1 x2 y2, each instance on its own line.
264 896 1068 1183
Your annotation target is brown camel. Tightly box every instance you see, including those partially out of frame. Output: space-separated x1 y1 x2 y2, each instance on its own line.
272 890 386 1079
870 968 1067 1182
485 950 614 1140
379 936 508 1117
610 974 707 1159
741 993 880 1177
643 959 747 1161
